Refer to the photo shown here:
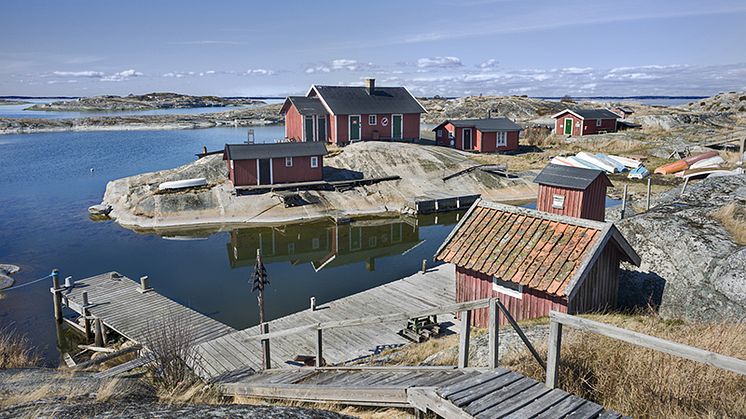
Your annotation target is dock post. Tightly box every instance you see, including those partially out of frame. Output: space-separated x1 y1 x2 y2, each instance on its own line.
310 296 316 311
138 275 151 293
620 184 628 220
82 291 93 341
458 310 472 368
646 178 652 211
421 259 427 273
316 328 323 367
261 322 271 370
51 269 63 326
546 319 562 389
94 317 104 347
488 299 499 369
681 177 689 196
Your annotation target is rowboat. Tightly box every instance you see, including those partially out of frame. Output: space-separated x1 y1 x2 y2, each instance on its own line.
627 166 650 179
654 159 688 175
689 156 725 169
595 153 626 172
683 151 719 165
550 156 579 167
680 167 734 179
576 152 617 173
606 154 642 169
158 177 208 191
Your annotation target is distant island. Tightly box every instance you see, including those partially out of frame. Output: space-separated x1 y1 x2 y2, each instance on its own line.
26 92 266 112
0 99 31 106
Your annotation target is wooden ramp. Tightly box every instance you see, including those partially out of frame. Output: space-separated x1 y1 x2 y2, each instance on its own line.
61 272 236 345
194 264 457 379
219 367 623 418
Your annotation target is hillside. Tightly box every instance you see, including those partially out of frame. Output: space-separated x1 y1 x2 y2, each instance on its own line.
26 92 264 112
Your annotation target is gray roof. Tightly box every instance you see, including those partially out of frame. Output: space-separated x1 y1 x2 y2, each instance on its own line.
313 85 426 115
282 96 328 116
563 108 620 119
224 142 327 160
434 117 522 132
533 164 612 190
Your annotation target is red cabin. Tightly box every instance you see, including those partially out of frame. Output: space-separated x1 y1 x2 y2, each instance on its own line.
223 142 327 187
280 78 426 145
534 164 612 222
433 117 522 152
553 108 619 136
434 200 640 327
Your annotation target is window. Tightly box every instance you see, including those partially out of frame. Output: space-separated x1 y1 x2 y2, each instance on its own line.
285 157 293 167
596 118 602 127
368 236 377 247
311 237 320 250
497 131 507 147
310 156 319 168
368 115 377 125
552 194 565 209
437 129 443 137
493 277 522 299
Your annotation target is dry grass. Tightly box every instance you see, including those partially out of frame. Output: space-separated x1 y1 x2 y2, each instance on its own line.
712 201 746 245
233 396 414 419
501 314 746 417
0 326 40 369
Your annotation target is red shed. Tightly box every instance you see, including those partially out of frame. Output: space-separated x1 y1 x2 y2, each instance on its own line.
434 200 640 327
280 78 427 145
534 164 612 222
433 117 522 152
553 108 619 136
223 142 327 187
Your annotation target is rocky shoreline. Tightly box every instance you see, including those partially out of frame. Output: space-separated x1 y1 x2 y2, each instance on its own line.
26 92 264 112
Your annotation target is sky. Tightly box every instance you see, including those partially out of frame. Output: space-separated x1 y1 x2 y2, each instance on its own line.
2 0 746 97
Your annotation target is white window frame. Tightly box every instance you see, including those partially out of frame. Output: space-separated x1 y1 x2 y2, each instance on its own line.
552 194 565 209
310 156 319 168
493 276 522 299
368 115 377 125
285 156 293 167
596 118 602 127
496 131 507 147
311 237 320 250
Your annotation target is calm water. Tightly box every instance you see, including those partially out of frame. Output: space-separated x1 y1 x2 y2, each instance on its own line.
0 126 461 365
0 100 255 119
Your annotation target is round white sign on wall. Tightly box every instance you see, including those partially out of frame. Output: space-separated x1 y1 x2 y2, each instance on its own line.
381 117 389 126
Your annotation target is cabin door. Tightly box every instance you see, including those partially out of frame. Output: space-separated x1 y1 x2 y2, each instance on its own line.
317 117 327 142
258 159 271 185
564 118 573 135
392 114 402 140
463 128 473 150
349 115 361 141
304 115 315 141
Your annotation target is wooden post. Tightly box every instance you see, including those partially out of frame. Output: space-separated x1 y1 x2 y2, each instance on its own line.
82 291 92 341
458 310 472 368
421 259 427 273
620 184 628 220
646 178 652 211
310 296 316 311
261 322 271 370
488 298 499 369
51 269 63 326
546 320 562 389
681 177 689 196
316 328 323 367
94 318 104 347
138 275 151 293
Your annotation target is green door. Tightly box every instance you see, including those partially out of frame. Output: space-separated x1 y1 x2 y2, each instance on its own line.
317 117 326 142
304 115 315 141
564 118 573 135
350 115 361 141
392 114 402 139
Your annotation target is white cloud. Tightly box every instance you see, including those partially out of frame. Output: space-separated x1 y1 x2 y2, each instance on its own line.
305 59 374 73
52 70 104 77
101 69 143 82
478 59 499 69
560 67 593 75
47 79 78 84
416 56 462 68
245 68 275 75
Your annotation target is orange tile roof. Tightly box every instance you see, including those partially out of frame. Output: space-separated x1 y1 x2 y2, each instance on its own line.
435 200 639 298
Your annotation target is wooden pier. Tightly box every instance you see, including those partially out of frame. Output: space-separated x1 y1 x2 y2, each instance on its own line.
411 192 480 214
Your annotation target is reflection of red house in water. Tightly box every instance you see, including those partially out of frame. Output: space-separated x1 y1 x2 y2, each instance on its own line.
280 78 426 145
223 142 327 187
433 117 522 152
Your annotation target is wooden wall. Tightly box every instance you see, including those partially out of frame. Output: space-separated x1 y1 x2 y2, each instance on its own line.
568 244 621 313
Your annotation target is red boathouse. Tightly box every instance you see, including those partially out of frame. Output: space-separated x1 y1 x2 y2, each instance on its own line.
553 108 619 136
534 164 612 222
280 78 426 145
433 116 522 152
223 142 327 187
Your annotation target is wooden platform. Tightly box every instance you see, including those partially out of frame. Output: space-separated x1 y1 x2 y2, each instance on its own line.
235 175 400 195
193 264 457 380
219 366 624 418
61 272 236 345
411 193 481 214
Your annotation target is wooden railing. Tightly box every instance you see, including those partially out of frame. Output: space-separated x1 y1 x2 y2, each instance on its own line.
247 297 545 370
545 311 746 389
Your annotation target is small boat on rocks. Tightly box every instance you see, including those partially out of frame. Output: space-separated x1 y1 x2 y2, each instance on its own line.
158 178 208 191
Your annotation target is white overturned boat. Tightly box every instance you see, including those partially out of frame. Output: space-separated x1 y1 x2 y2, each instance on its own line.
689 156 725 169
576 152 617 173
595 153 625 172
158 177 208 191
606 155 642 169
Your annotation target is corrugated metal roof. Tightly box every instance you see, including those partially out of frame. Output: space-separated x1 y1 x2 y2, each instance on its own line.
533 164 612 190
224 142 327 160
313 85 426 115
433 117 523 132
434 200 639 298
283 96 329 115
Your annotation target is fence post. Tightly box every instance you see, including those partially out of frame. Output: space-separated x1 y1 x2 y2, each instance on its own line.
681 177 689 196
51 269 63 326
316 328 323 367
458 310 472 368
546 318 562 389
620 184 628 220
646 178 652 211
82 291 92 341
488 298 499 369
261 322 271 370
310 296 317 311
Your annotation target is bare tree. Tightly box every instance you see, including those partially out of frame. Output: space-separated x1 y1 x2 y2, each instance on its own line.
142 312 206 389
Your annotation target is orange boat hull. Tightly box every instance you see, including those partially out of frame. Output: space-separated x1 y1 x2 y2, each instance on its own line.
655 159 689 175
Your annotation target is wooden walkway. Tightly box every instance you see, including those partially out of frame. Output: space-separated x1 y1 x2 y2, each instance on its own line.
218 366 623 418
61 272 236 345
194 264 457 380
411 192 481 214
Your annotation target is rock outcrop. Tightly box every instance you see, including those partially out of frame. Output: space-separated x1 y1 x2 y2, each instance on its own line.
616 175 746 322
27 92 264 112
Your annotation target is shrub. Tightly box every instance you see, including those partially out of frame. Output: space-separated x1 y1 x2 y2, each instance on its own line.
0 326 40 369
142 313 206 392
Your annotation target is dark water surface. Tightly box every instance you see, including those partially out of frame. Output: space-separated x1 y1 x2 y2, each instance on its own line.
0 127 461 365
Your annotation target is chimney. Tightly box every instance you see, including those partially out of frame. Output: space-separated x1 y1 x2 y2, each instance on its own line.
365 78 375 95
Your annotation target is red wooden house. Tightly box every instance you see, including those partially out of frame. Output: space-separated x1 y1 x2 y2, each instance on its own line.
534 164 612 222
433 117 522 152
553 108 619 136
223 142 327 187
280 78 426 145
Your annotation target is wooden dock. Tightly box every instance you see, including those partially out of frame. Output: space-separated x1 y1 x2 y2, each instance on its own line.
193 264 457 380
411 192 480 214
235 175 400 195
61 272 236 345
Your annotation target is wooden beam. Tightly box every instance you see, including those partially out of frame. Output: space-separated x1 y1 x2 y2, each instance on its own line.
497 300 546 370
222 383 408 404
72 344 142 370
316 329 323 367
488 298 499 369
458 310 472 369
546 320 562 389
550 311 746 376
407 387 473 419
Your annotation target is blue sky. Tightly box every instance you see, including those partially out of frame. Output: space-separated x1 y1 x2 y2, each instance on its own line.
2 0 746 97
